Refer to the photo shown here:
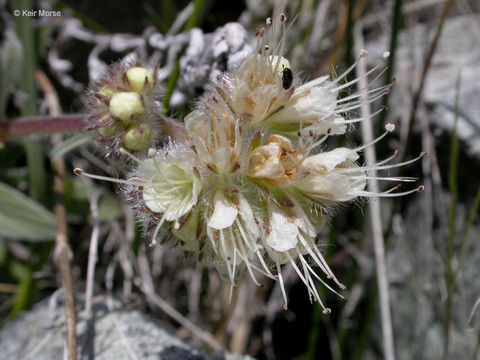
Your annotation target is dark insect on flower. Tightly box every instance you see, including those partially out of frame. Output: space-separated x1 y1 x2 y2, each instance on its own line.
282 67 293 89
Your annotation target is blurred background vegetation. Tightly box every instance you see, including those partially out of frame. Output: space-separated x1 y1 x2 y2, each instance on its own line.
0 0 479 359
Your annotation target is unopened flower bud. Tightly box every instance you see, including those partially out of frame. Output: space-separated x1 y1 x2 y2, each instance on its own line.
122 123 152 151
109 92 145 123
97 85 115 99
126 67 154 94
98 116 120 138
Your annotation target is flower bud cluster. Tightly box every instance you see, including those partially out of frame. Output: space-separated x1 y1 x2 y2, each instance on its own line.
78 15 423 311
83 60 162 160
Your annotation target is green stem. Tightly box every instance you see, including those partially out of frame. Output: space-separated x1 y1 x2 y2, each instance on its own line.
184 0 205 31
377 0 403 137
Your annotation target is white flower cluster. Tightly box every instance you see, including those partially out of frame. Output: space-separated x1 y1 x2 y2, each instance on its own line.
77 15 423 312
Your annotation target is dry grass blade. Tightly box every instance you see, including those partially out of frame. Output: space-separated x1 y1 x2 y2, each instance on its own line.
36 70 78 360
353 23 396 360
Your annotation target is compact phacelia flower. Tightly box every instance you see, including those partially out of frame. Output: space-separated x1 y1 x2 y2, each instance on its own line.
76 15 424 312
84 59 163 161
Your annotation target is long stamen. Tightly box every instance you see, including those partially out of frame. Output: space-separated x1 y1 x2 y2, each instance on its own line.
336 83 392 104
207 228 218 255
355 185 424 198
297 252 344 298
335 89 388 113
358 176 417 182
376 149 399 166
305 134 330 156
335 58 386 91
354 123 395 152
277 262 288 311
332 49 369 85
256 251 277 279
344 107 385 124
73 168 146 187
337 152 426 174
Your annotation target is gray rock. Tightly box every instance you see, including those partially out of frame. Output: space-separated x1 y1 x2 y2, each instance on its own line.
0 297 255 360
47 18 252 111
367 14 480 158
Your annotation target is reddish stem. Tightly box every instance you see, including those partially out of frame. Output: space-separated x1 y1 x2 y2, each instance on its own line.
0 114 86 141
0 114 188 143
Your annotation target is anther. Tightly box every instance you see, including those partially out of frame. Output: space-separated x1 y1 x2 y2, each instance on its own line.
323 308 332 315
360 49 368 57
148 148 156 157
383 51 390 59
327 274 334 279
381 105 389 110
266 17 272 26
73 168 83 175
149 239 157 247
256 27 265 37
394 184 402 191
385 123 395 132
420 151 427 157
417 185 425 192
283 304 288 311
280 14 286 22
339 284 347 290
264 45 270 51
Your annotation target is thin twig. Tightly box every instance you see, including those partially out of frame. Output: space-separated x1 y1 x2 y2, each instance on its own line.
134 247 223 352
137 279 223 352
110 315 140 360
353 24 396 360
84 187 101 319
402 0 454 161
36 70 78 360
305 0 332 66
360 0 447 29
444 71 461 360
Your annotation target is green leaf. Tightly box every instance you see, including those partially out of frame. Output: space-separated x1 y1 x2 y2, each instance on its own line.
0 181 56 241
50 134 90 161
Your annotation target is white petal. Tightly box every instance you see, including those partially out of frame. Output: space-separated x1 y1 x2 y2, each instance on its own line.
297 173 357 201
266 206 298 252
303 147 359 172
237 195 259 237
211 148 233 173
292 201 316 237
143 186 168 213
207 191 238 230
